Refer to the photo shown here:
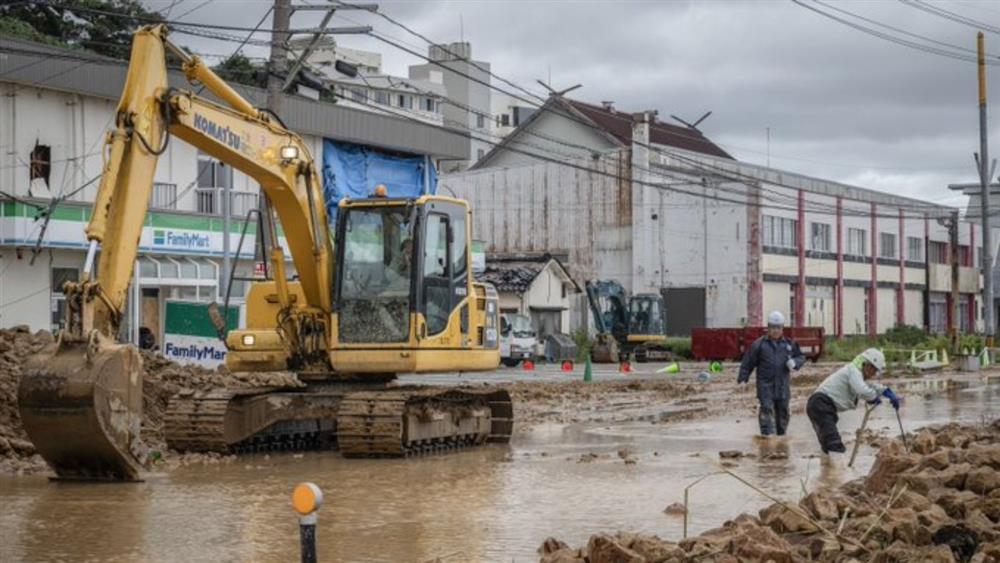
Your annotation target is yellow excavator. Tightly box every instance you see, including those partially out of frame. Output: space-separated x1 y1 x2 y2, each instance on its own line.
16 26 511 481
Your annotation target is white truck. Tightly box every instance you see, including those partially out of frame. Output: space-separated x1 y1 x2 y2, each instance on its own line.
500 313 537 367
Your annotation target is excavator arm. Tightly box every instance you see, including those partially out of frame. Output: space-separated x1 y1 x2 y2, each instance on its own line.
17 25 333 481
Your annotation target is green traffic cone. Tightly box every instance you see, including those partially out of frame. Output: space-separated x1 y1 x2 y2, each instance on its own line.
584 355 593 382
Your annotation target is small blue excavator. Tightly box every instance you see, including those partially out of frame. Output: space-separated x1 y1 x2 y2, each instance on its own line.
584 280 670 363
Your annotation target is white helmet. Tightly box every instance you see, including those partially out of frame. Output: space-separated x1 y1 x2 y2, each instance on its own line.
860 348 886 373
767 311 785 326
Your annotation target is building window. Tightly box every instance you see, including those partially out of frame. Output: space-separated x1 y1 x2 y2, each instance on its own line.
476 148 485 161
196 153 232 215
929 241 947 264
847 227 867 257
398 94 412 109
374 90 390 105
810 222 831 252
763 215 798 249
907 237 923 262
151 182 178 210
29 142 52 188
350 88 366 102
51 267 79 332
476 114 486 129
880 233 897 259
424 98 435 112
501 113 510 127
929 295 947 333
959 245 972 267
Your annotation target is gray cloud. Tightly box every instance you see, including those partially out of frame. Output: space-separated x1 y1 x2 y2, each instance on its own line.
144 0 1000 206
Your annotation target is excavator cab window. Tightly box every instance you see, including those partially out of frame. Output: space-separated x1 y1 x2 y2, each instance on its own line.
628 295 666 336
336 205 414 343
417 200 469 338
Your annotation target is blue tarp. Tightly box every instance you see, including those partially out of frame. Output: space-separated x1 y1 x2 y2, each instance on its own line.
321 139 436 222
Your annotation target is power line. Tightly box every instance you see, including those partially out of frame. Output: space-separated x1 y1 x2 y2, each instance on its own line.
792 0 999 64
359 31 955 217
813 0 998 58
331 86 953 220
900 0 1000 36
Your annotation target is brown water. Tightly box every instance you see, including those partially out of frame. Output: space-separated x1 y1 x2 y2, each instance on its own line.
1 376 997 562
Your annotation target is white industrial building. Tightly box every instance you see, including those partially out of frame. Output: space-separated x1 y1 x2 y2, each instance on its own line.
442 92 994 337
0 36 465 348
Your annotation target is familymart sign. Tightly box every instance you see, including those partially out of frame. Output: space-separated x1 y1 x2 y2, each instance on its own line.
162 300 238 368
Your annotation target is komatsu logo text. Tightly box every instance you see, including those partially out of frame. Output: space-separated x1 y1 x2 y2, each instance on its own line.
193 113 241 151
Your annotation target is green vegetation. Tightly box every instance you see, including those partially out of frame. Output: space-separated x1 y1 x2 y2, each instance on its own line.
0 1 164 59
657 337 693 359
571 329 592 363
823 325 986 364
212 54 267 89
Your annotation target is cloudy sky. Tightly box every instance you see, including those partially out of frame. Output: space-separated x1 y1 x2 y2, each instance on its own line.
143 0 1000 206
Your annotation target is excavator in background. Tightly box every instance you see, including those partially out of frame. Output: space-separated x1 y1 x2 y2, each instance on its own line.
16 25 511 482
585 280 670 363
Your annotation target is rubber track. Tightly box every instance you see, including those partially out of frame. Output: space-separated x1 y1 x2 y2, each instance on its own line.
337 388 513 458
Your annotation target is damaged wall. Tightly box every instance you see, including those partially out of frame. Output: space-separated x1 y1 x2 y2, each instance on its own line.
440 150 633 287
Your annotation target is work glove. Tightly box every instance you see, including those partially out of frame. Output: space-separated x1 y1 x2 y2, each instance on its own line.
867 397 882 406
786 359 797 371
881 387 901 410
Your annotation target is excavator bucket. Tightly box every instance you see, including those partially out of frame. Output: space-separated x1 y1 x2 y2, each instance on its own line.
17 335 147 481
590 334 620 363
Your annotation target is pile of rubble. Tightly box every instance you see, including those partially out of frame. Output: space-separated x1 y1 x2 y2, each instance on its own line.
0 327 298 475
539 419 1000 562
0 326 53 474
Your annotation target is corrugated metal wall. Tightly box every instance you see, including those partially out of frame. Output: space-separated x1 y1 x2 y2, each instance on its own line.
441 150 632 284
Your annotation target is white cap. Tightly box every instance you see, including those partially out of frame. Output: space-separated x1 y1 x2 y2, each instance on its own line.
860 348 887 372
767 311 785 326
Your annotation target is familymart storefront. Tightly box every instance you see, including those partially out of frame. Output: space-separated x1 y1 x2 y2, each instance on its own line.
0 199 265 351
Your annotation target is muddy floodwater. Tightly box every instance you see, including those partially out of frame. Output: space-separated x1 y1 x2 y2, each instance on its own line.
2 374 998 562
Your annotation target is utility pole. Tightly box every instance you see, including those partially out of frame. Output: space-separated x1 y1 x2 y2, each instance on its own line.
977 32 995 345
257 0 293 275
950 211 960 354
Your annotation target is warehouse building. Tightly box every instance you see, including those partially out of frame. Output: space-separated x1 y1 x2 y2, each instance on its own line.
0 36 465 358
442 92 993 336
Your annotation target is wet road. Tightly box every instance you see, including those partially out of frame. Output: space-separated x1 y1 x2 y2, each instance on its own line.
1 375 997 562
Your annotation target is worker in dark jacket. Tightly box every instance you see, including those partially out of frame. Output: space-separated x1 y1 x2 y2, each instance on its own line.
738 311 805 437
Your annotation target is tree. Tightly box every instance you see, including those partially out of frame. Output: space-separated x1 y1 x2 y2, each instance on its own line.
211 54 268 89
0 0 164 59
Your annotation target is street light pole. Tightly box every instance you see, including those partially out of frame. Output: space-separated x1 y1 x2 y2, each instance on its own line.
977 32 995 344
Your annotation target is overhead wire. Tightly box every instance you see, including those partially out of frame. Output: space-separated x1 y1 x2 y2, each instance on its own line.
791 0 1000 64
354 31 955 218
1 4 966 222
899 0 1000 36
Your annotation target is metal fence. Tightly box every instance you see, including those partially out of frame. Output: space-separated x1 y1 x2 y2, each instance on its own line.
151 182 177 210
195 187 259 217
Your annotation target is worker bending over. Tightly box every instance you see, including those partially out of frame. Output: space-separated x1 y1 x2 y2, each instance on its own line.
738 311 805 437
806 348 901 454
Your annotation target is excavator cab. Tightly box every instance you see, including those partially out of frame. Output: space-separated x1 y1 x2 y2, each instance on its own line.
330 195 499 374
628 294 666 337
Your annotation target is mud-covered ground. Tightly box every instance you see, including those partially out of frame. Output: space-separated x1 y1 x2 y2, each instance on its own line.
0 324 986 480
541 419 1000 562
0 327 297 475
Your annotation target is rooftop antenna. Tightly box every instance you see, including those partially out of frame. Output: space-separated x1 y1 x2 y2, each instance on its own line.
669 111 713 131
536 80 582 97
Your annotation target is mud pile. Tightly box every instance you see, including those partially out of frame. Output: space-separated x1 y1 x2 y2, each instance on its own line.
539 419 1000 563
0 327 299 475
0 326 53 474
